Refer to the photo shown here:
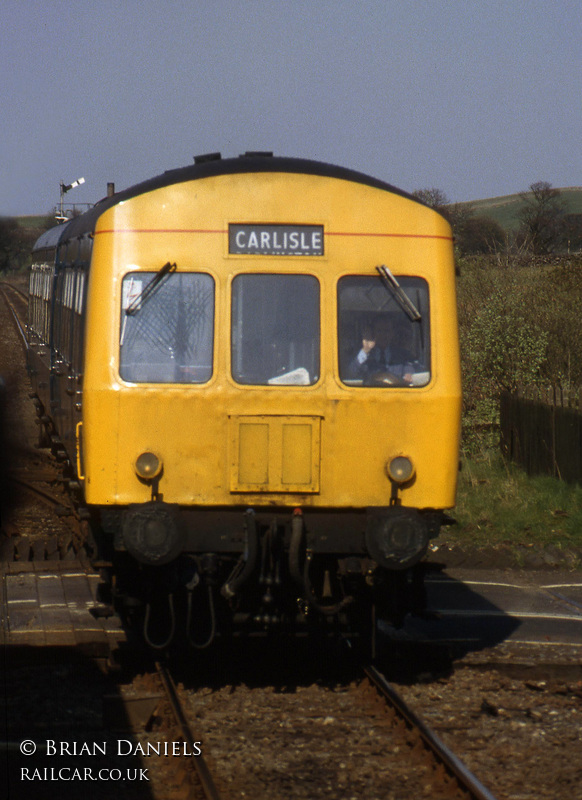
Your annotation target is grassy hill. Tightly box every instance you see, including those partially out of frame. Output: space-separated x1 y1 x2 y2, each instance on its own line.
456 186 582 231
16 215 55 229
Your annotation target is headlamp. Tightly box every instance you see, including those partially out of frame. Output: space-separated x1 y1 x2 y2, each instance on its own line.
386 456 415 484
135 451 162 480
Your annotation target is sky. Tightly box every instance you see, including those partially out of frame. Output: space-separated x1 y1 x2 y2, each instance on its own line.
2 0 581 216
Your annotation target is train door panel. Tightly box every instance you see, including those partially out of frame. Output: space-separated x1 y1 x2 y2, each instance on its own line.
69 267 87 433
34 265 56 412
51 261 79 463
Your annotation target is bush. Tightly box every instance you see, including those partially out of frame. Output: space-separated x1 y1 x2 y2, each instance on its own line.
456 255 582 450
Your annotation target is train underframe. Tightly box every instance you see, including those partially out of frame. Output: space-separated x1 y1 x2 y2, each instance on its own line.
92 502 446 651
31 403 449 651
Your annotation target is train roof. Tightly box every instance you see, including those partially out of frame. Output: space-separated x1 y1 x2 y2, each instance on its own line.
38 154 433 247
32 219 74 251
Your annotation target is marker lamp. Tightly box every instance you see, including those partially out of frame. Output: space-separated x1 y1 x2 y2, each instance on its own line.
386 456 415 484
135 451 162 480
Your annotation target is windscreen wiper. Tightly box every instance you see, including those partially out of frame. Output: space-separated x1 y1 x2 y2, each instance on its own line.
376 265 421 322
125 262 177 316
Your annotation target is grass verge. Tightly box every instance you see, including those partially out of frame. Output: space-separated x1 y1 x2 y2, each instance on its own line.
448 449 582 555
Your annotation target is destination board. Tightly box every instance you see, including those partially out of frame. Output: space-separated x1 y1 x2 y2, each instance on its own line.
229 224 324 256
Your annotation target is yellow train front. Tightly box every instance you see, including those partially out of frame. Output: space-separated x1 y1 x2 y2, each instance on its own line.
30 154 461 647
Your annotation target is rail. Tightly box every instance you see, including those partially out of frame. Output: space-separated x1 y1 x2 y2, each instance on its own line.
363 663 500 800
7 474 75 513
155 662 224 800
0 282 28 352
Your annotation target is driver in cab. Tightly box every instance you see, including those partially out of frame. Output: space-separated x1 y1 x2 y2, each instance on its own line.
345 316 417 385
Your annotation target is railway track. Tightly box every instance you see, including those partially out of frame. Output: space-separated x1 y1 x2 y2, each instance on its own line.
2 655 225 799
0 280 29 352
0 277 91 562
103 661 227 799
3 467 89 561
143 663 225 800
362 662 499 800
4 633 577 799
141 639 506 799
108 652 501 800
0 278 121 652
0 458 121 651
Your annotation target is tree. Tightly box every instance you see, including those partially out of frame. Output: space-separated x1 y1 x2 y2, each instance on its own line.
412 188 470 235
456 215 506 255
0 215 55 272
562 214 582 253
517 181 565 255
412 187 450 214
0 217 19 271
413 188 506 255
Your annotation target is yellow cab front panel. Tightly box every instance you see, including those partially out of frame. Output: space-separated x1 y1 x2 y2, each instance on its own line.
81 165 461 514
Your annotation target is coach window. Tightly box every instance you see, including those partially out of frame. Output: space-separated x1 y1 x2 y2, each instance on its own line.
338 275 430 387
119 271 214 383
231 274 320 386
